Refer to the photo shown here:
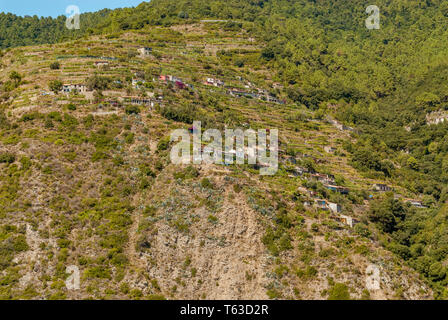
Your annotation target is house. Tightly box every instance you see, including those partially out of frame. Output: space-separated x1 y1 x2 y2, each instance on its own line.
138 47 152 56
289 166 306 177
307 190 318 198
311 173 335 185
228 89 255 98
373 184 392 192
229 87 285 104
94 61 109 67
132 79 152 90
405 199 427 208
426 111 448 125
328 202 341 213
272 82 283 90
338 215 359 228
125 96 154 107
305 199 341 213
324 146 337 153
132 79 147 88
62 84 88 94
324 184 349 194
160 75 189 90
266 95 285 104
100 99 121 108
175 81 186 89
314 199 329 211
204 78 225 87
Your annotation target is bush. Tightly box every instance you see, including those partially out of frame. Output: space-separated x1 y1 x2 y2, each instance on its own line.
86 75 112 91
233 184 242 193
50 62 60 70
328 283 350 300
0 153 15 164
20 112 41 122
200 178 213 189
125 105 140 115
49 80 63 93
160 104 196 124
157 136 170 151
234 59 245 68
173 166 199 180
208 215 218 224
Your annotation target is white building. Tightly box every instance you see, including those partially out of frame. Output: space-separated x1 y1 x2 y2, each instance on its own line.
426 111 448 125
328 202 341 213
324 146 337 153
132 79 147 88
204 78 225 87
339 215 359 228
138 47 152 56
94 61 109 67
62 84 88 94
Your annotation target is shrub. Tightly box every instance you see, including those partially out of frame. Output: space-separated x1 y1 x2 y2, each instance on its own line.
173 165 199 180
200 178 213 189
49 80 63 93
157 136 170 151
0 153 15 164
125 105 140 115
160 104 196 124
233 184 242 193
20 112 41 122
86 75 112 91
328 283 350 300
50 62 60 70
266 289 282 299
208 215 218 224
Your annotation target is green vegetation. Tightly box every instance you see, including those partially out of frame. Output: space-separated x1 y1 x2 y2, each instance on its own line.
0 0 446 300
328 283 351 300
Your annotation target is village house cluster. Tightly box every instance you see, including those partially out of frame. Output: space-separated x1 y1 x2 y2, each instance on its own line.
159 74 193 90
138 47 152 57
62 84 88 94
227 88 285 104
37 43 431 235
426 110 448 125
52 49 427 217
204 78 225 87
281 149 428 229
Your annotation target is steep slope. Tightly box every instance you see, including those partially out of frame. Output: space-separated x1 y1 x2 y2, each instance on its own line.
0 21 434 300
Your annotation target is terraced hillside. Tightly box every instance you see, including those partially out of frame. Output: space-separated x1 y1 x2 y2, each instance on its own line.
0 21 434 300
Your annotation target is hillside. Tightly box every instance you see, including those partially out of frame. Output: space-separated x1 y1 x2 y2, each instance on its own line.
1 0 448 300
0 19 436 300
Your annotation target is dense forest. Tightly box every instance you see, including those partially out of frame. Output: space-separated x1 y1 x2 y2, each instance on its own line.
0 9 115 48
2 0 448 297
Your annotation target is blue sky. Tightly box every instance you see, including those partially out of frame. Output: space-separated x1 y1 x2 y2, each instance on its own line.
0 0 146 17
